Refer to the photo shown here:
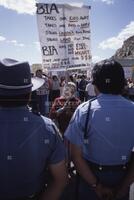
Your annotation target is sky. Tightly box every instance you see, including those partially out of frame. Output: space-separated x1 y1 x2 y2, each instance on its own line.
0 0 134 65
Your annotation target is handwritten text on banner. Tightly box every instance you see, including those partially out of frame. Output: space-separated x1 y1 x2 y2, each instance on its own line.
36 3 91 70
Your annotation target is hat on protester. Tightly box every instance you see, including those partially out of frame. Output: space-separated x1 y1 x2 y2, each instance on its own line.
0 58 44 96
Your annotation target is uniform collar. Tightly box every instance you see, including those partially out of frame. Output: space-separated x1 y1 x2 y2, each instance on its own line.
97 93 123 99
0 106 28 111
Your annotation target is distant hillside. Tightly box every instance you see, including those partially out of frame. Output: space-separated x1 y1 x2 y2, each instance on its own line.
113 35 134 59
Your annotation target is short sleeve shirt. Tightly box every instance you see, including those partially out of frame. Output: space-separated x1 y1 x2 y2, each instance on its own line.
0 106 65 198
65 94 134 165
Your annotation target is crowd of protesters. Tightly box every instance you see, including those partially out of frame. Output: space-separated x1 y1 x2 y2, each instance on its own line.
30 70 97 117
30 69 134 118
0 58 134 200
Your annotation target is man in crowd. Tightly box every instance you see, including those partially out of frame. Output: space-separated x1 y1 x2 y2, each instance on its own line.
50 75 60 103
78 75 88 102
85 78 96 100
0 58 67 200
65 59 134 200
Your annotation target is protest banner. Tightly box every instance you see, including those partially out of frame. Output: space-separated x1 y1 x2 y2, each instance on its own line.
36 3 91 71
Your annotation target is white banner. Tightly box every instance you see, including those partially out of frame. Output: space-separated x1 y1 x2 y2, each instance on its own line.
36 3 91 71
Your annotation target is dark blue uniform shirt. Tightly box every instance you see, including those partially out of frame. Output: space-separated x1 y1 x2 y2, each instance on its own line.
65 94 134 165
0 106 65 199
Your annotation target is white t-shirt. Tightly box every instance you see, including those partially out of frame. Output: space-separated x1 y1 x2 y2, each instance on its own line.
86 82 96 96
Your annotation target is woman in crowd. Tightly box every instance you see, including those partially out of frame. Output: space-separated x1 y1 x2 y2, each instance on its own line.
49 82 80 136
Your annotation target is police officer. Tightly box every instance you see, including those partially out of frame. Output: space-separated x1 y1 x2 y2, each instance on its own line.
65 59 134 200
0 58 67 200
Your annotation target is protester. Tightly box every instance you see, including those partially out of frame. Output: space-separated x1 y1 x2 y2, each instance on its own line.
35 69 49 116
50 75 60 102
49 82 80 136
0 58 67 200
65 59 134 200
78 75 88 102
85 78 96 100
69 75 76 84
126 78 134 101
30 89 39 115
60 76 66 96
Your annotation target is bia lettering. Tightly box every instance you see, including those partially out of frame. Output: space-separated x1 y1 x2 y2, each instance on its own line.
42 46 58 56
37 4 59 14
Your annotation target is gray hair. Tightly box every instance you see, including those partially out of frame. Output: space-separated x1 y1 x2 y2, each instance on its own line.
64 82 77 94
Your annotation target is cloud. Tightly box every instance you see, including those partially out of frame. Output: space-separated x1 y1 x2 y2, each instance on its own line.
101 0 114 5
7 39 25 47
68 2 84 7
92 56 102 63
99 21 134 50
0 35 6 41
93 0 114 4
0 0 114 15
0 0 36 15
0 33 25 47
0 0 114 16
34 41 41 51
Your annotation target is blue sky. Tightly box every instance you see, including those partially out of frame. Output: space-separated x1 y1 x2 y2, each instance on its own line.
0 0 134 65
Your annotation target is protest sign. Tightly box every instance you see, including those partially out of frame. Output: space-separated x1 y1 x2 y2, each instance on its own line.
36 3 91 71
